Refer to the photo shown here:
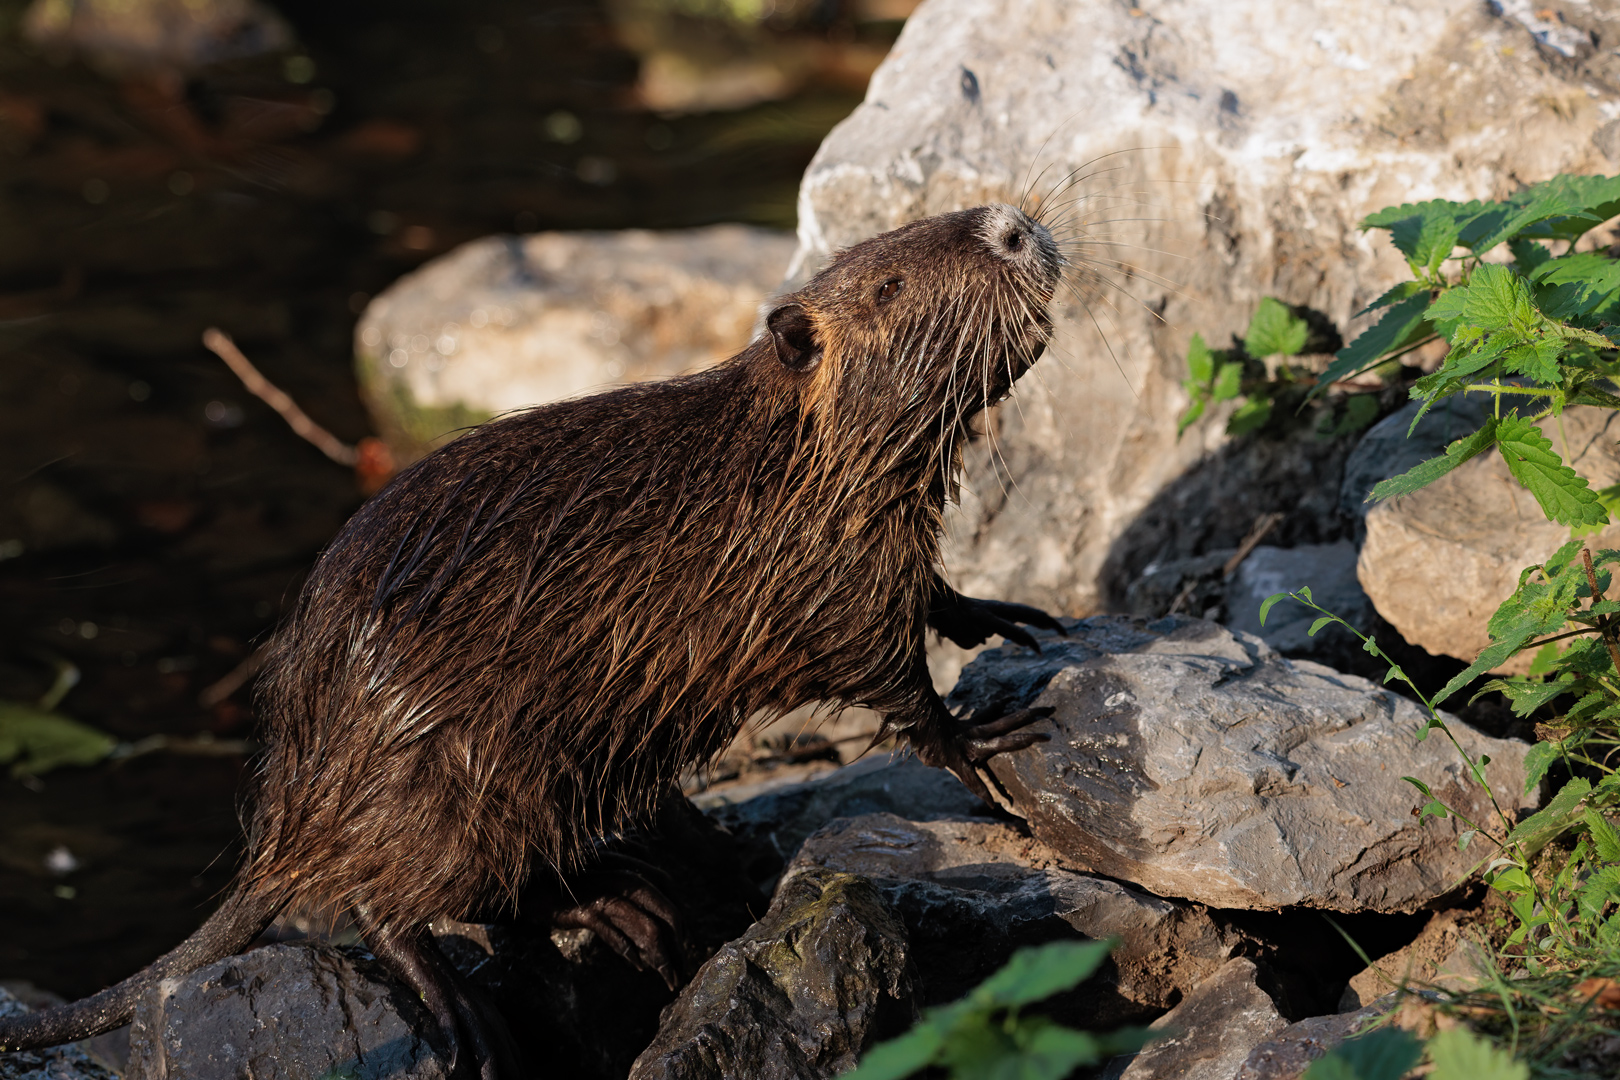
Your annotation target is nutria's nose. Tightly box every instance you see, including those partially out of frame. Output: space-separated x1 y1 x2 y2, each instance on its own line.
982 204 1059 283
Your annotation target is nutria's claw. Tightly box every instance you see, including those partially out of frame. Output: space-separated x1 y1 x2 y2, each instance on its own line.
929 592 1066 652
549 868 685 990
911 706 1053 807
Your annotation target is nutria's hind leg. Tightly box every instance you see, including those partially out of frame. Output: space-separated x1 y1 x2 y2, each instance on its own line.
900 690 1052 807
539 854 685 989
359 910 517 1080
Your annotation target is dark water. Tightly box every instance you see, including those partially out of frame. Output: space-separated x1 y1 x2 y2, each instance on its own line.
0 0 884 998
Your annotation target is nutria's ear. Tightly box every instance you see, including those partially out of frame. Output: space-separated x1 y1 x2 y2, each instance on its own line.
767 303 823 372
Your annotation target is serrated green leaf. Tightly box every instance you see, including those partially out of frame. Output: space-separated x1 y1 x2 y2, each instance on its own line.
1368 420 1497 502
1245 297 1310 357
1585 806 1620 861
1355 279 1430 319
845 1024 944 1080
1501 337 1564 384
1510 237 1553 274
1426 1026 1528 1080
1186 332 1213 383
1311 292 1432 396
1575 864 1620 924
1212 362 1243 401
1226 397 1273 436
1302 1028 1424 1080
1523 741 1560 796
1008 1021 1106 1079
1496 414 1608 528
971 940 1113 1009
1458 264 1539 332
1506 776 1593 851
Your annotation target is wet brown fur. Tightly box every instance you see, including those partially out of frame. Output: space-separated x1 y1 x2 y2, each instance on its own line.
247 204 1059 934
0 203 1061 1053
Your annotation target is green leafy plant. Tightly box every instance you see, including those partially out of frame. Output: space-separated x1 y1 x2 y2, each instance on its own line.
843 940 1151 1080
1301 1026 1528 1080
1178 296 1380 440
0 660 115 778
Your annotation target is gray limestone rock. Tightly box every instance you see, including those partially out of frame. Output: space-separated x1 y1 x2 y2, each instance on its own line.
354 226 796 463
627 869 915 1080
0 987 119 1080
950 615 1537 912
785 813 1241 1021
1101 958 1289 1080
700 754 991 884
793 0 1620 617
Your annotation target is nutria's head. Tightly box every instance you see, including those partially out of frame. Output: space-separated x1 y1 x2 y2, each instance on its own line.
760 204 1061 441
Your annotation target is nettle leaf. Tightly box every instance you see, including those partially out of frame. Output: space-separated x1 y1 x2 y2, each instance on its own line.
1510 237 1554 274
1585 806 1620 861
1506 776 1593 851
1426 1026 1529 1080
1501 336 1564 384
1301 1028 1424 1080
972 940 1113 1009
845 1024 943 1080
1459 264 1539 332
1212 361 1243 402
1186 332 1214 383
1523 740 1561 794
1244 298 1309 358
1226 397 1273 436
1312 292 1431 395
1368 419 1497 502
1575 864 1620 924
1354 279 1429 318
1373 201 1463 276
1496 414 1608 528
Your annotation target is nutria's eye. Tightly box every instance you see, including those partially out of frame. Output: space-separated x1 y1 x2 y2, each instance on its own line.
1004 230 1023 251
876 278 904 304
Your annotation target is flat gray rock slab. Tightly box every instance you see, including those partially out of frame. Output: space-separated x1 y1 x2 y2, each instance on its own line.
952 616 1537 912
126 944 448 1080
1103 958 1287 1080
786 813 1241 1020
628 869 914 1080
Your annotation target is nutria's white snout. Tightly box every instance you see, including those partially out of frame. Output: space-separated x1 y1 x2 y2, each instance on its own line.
979 203 1060 284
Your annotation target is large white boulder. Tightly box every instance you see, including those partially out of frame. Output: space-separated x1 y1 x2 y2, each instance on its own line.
792 0 1620 615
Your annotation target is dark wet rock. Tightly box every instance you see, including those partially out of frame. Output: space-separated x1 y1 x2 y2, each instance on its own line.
700 754 990 887
1101 958 1288 1080
1235 999 1391 1080
627 868 915 1080
952 615 1536 912
126 943 450 1080
786 813 1243 1022
0 987 120 1080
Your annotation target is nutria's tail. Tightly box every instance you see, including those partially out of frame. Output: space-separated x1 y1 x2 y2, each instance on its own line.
0 886 283 1051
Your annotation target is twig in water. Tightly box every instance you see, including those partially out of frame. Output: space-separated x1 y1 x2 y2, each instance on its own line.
202 328 359 466
198 642 270 708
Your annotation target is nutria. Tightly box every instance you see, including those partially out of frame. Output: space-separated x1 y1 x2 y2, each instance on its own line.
0 202 1065 1076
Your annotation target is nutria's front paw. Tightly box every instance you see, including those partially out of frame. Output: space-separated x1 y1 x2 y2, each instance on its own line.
546 858 685 989
911 706 1053 805
928 592 1065 651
